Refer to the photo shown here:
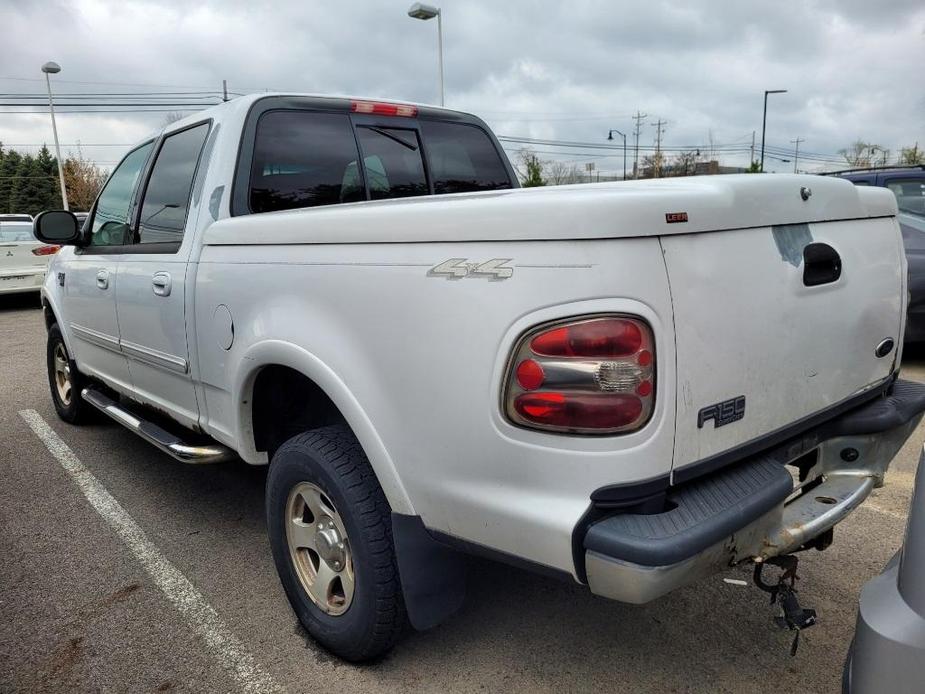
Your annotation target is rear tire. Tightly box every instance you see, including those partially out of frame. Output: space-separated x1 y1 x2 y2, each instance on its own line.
46 323 90 424
266 425 406 661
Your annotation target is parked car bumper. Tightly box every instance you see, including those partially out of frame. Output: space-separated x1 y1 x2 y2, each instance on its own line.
843 446 925 694
583 380 925 604
0 268 46 295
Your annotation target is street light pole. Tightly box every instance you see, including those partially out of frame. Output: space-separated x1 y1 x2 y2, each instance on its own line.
760 88 787 173
42 61 68 210
607 129 627 181
408 3 444 107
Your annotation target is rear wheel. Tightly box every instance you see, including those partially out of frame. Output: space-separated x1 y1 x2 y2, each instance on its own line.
46 323 90 424
266 425 406 661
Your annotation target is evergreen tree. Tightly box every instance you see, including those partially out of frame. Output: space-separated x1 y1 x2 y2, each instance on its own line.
34 145 62 210
0 149 22 214
10 154 46 216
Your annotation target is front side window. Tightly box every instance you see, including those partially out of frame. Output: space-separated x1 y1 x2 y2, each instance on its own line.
250 111 364 213
88 142 153 247
420 121 512 194
136 123 210 245
355 127 428 200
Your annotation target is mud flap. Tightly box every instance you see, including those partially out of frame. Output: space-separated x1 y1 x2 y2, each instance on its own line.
391 513 467 631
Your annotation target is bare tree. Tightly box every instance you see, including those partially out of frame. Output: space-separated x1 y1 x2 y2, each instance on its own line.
545 160 584 185
161 111 187 126
513 148 546 187
63 147 108 211
839 140 888 167
640 151 665 178
669 150 700 177
899 143 924 165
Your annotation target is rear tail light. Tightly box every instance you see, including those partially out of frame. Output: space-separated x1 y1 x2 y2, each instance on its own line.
503 315 655 434
31 245 60 256
351 100 418 118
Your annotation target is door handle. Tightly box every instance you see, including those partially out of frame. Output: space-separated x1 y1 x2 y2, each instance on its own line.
803 243 842 287
152 271 172 297
96 269 109 290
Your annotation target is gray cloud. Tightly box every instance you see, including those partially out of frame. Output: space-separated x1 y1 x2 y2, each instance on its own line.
1 0 922 175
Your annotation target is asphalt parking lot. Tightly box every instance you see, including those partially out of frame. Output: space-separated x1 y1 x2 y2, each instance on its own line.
1 292 922 694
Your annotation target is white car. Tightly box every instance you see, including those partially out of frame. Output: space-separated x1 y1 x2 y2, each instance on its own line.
32 94 925 662
0 221 58 295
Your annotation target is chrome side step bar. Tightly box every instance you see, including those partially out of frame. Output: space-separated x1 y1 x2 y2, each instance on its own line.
81 387 235 464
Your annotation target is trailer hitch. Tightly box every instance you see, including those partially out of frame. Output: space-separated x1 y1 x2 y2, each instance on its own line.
753 555 817 656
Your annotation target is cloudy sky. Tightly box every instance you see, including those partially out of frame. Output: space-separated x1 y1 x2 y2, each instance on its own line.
1 0 923 176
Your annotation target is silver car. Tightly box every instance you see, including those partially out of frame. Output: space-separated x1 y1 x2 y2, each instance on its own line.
0 221 58 295
844 446 925 692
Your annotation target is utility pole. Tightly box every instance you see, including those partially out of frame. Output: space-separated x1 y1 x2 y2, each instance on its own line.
651 119 666 178
791 137 804 173
632 111 647 179
750 131 756 166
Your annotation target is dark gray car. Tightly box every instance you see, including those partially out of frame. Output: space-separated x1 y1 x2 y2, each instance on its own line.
823 166 925 342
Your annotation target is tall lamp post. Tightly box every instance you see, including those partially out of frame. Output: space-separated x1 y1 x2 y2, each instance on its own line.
407 3 444 107
759 88 787 173
607 129 627 181
42 61 68 211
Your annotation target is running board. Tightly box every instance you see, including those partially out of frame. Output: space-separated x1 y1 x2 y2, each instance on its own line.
81 387 234 464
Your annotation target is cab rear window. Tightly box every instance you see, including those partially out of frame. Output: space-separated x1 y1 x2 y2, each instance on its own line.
246 109 511 214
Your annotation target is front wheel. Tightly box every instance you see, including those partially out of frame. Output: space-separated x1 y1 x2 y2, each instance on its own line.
46 323 90 424
266 425 406 661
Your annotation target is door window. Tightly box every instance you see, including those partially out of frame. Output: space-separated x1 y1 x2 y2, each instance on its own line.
136 123 210 246
88 142 153 247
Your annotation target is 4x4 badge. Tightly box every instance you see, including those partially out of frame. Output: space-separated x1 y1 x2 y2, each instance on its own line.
428 258 514 280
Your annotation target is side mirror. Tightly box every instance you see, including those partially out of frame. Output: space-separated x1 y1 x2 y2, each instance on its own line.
34 210 81 245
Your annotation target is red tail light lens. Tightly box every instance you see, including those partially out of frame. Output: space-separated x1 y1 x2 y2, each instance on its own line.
504 315 655 435
531 318 642 358
351 100 418 117
31 245 60 256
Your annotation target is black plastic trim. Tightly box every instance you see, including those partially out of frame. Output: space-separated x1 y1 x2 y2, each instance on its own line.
429 529 574 584
585 454 794 566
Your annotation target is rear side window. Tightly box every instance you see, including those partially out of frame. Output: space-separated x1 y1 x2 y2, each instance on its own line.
355 127 428 200
421 121 512 194
250 111 364 213
137 123 210 244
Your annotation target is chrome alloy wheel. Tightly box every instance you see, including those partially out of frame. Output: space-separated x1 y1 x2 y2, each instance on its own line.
53 343 72 406
285 481 355 615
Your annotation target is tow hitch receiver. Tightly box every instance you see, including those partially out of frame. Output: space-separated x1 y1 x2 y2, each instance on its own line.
753 555 817 656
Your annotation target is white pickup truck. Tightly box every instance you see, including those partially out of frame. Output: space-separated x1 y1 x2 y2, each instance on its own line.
33 94 925 661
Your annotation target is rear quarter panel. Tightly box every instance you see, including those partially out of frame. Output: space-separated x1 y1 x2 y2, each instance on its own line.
195 238 675 575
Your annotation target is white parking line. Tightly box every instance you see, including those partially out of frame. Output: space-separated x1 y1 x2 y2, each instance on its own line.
19 409 282 694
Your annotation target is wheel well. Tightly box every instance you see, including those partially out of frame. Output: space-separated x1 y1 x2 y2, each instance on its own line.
251 365 345 459
42 299 57 331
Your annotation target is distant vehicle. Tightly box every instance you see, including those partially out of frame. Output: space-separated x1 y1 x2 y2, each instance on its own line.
823 166 925 342
0 221 59 295
0 213 34 223
843 446 925 693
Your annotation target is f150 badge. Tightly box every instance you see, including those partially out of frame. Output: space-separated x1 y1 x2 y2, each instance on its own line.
698 396 746 429
428 258 514 280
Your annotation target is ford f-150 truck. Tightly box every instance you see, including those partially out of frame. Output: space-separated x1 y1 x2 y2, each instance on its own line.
33 94 925 662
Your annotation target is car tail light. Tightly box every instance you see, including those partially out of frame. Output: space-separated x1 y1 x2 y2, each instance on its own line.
31 245 60 256
351 100 418 118
503 315 655 434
